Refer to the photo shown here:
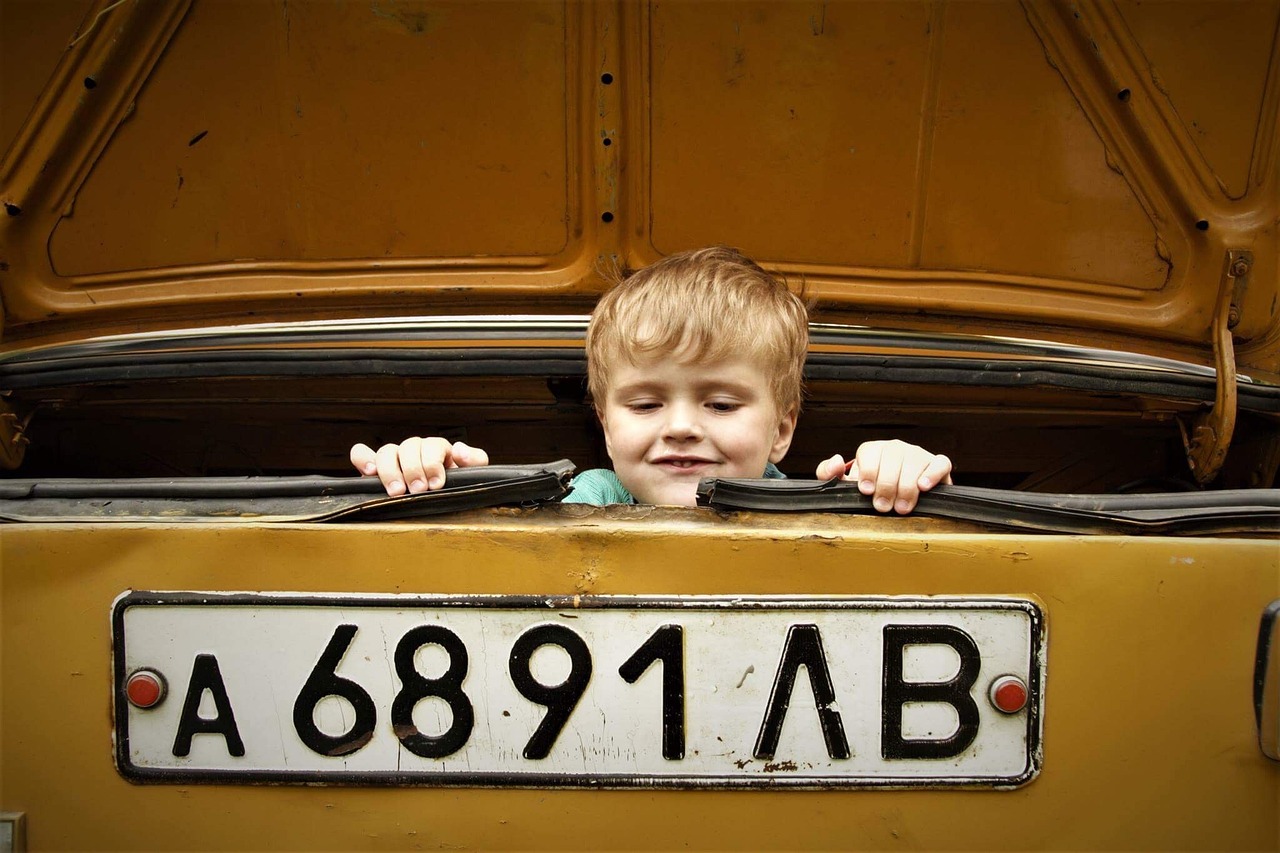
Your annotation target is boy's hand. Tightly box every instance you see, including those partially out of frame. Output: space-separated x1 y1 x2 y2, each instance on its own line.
815 440 952 515
349 438 490 496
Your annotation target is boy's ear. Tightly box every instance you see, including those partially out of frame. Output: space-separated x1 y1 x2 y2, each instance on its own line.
768 405 799 463
595 405 614 458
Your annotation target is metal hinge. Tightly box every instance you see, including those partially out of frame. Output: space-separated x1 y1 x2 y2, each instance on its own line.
0 396 31 470
1179 250 1250 484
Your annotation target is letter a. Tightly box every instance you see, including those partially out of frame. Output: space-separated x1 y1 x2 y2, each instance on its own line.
172 654 246 757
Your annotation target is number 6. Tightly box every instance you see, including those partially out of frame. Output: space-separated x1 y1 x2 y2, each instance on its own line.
293 624 377 757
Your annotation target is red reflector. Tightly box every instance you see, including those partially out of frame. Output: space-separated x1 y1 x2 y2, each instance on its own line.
989 675 1028 714
126 669 166 709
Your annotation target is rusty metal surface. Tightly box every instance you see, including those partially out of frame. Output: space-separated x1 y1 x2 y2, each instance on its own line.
0 0 1276 377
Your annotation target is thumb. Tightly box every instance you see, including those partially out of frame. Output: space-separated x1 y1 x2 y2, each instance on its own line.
814 454 846 480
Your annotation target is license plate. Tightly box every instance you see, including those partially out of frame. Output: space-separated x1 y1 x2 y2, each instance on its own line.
112 592 1044 788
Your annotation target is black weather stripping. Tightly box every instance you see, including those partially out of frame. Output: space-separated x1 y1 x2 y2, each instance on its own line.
696 478 1280 536
0 461 575 523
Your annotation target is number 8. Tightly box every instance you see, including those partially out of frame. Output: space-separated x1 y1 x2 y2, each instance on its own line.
391 625 474 758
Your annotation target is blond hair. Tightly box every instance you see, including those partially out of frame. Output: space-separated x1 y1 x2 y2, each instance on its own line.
586 246 808 414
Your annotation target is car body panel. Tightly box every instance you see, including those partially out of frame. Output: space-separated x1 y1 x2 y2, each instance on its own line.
0 0 1277 377
1 2 1279 849
2 513 1278 850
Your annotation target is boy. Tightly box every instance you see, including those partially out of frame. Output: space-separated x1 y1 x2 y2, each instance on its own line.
351 246 952 513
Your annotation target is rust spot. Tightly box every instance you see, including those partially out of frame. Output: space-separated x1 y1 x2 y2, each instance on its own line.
328 731 375 755
391 724 420 742
733 758 752 769
763 760 798 772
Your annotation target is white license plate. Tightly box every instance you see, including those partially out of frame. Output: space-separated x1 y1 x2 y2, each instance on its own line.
112 592 1044 788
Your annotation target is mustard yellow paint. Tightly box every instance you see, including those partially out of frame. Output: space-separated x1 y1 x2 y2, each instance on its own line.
2 508 1277 851
0 0 1276 376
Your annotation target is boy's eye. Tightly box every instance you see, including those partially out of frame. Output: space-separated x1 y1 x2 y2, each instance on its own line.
629 402 660 413
708 401 741 413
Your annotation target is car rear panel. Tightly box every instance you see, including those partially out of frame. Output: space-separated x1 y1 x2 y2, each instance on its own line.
2 511 1277 850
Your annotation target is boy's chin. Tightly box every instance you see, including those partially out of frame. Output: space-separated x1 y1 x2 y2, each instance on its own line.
632 481 701 508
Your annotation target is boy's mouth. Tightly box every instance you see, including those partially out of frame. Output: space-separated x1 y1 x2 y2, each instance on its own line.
650 455 715 472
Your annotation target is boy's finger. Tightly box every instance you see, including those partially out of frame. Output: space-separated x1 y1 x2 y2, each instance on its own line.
350 443 378 476
854 445 881 495
871 444 905 513
452 441 489 468
375 443 408 496
415 436 454 491
813 454 845 481
395 436 429 493
918 454 954 490
893 472 921 515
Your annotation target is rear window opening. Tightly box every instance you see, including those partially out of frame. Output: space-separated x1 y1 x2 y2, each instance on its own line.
7 371 1276 494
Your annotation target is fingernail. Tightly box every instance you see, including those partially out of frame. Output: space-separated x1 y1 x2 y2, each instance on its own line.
388 480 405 495
860 480 874 493
409 479 426 493
363 462 376 475
896 499 911 514
428 475 443 489
874 497 892 512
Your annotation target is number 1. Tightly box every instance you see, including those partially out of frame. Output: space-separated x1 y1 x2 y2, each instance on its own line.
618 624 685 760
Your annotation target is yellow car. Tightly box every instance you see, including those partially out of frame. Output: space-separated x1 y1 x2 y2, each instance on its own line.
1 1 1276 850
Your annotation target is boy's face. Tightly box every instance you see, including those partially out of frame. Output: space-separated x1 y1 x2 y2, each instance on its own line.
598 353 797 506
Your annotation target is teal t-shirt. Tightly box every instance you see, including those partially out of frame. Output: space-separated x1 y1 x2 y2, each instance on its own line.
561 463 785 506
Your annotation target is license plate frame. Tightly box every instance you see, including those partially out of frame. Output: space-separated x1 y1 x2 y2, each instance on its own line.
112 591 1045 789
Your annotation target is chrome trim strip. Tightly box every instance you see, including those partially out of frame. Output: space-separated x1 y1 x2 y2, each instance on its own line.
1259 601 1280 761
0 315 1257 385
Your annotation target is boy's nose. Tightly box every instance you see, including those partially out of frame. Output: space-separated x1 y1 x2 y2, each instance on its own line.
661 402 704 441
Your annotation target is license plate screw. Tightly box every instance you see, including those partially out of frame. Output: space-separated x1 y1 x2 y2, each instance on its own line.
125 668 168 709
988 675 1028 714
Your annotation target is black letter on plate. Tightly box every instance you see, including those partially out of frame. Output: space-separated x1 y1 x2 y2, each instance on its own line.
293 624 377 757
391 625 474 758
509 624 592 759
618 624 685 759
172 654 245 757
753 624 850 760
881 624 980 760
